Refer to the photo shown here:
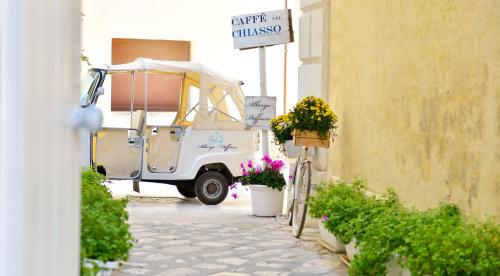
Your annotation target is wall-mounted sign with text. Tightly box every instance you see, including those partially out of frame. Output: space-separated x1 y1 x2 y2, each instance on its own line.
231 9 294 50
245 96 276 130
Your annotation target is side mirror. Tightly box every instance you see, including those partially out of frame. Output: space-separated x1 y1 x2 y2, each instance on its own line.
96 87 105 96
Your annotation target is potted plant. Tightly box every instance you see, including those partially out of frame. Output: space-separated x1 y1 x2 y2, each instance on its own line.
308 182 346 252
270 113 300 158
396 205 499 276
289 96 338 148
239 155 287 216
308 179 402 261
81 168 134 276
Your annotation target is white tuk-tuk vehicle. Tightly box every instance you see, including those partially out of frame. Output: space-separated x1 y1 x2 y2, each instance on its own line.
80 58 257 205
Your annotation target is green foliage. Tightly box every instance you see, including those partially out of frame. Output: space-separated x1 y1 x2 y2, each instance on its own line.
269 113 293 150
240 167 286 191
81 168 133 265
239 157 286 191
308 179 371 243
288 96 337 138
350 204 462 276
308 179 500 276
80 50 92 66
399 211 499 275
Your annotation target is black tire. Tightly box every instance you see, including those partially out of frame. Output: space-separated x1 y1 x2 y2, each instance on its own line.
177 184 196 198
195 171 228 205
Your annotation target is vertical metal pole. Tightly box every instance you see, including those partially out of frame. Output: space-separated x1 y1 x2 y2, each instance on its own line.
259 46 269 157
130 71 136 128
144 70 148 122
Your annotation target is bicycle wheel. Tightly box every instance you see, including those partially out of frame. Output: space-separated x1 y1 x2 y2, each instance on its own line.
292 158 312 238
286 159 300 226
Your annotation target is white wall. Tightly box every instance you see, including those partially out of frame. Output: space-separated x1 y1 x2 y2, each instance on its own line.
82 0 300 127
1 0 81 274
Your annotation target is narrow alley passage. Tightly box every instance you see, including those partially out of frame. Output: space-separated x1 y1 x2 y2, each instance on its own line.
111 183 348 276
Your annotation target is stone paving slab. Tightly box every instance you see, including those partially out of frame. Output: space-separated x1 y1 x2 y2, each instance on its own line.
111 194 348 276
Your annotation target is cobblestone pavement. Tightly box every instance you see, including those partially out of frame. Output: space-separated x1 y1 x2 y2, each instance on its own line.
110 183 348 276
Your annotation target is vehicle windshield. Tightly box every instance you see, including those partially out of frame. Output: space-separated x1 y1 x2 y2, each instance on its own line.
80 70 100 107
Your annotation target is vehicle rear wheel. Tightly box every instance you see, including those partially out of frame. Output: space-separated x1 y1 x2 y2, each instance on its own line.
177 184 196 198
195 171 228 205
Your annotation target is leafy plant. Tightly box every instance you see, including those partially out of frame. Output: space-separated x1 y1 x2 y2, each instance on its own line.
80 168 133 273
399 209 499 275
288 96 337 138
307 179 368 243
349 204 461 276
347 189 401 243
239 155 286 191
80 50 92 66
308 177 500 275
269 113 294 151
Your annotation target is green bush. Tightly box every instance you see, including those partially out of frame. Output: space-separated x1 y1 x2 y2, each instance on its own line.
308 179 500 275
308 179 400 244
350 204 461 275
308 179 368 243
81 168 133 264
399 211 499 275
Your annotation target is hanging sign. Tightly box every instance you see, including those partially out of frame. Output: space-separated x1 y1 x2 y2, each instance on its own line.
231 9 294 49
245 96 276 130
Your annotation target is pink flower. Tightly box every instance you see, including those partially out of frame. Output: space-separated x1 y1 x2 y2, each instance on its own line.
240 163 245 169
255 167 261 174
230 183 238 190
231 192 238 199
247 160 253 168
242 170 249 176
270 160 284 171
321 215 329 222
262 154 272 164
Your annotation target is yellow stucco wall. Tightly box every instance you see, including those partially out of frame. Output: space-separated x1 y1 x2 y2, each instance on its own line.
329 0 500 220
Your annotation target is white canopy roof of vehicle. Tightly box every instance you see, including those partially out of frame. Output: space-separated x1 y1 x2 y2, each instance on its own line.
105 58 245 130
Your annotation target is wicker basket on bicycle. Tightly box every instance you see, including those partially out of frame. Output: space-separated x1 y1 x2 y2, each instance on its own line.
293 130 330 148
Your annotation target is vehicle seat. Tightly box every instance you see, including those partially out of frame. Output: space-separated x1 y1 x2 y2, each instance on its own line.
131 110 146 135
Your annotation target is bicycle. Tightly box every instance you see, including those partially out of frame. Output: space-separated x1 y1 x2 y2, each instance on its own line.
286 130 335 238
286 146 312 238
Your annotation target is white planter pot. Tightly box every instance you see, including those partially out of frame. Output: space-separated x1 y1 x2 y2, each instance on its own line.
318 222 345 252
386 255 411 276
83 259 119 276
283 140 301 158
250 184 284 217
346 239 360 261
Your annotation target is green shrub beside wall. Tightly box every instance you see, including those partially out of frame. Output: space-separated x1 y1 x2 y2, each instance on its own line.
81 168 134 268
308 180 500 275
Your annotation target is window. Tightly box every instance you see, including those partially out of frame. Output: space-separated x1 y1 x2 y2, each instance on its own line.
111 38 190 111
185 85 200 122
80 70 100 107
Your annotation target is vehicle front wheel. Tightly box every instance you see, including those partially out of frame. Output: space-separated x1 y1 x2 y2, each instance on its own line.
195 171 228 205
177 184 196 198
